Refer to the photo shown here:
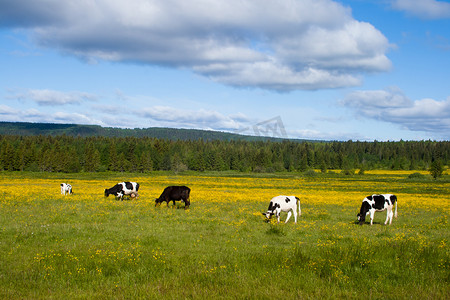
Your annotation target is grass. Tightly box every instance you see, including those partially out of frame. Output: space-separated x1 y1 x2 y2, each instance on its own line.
0 171 448 299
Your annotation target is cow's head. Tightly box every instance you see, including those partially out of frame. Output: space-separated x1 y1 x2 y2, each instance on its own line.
262 201 279 222
104 189 110 197
155 198 163 206
357 213 365 225
262 211 275 222
357 200 371 225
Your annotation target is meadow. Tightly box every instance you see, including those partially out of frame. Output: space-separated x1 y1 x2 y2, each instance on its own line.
0 171 448 299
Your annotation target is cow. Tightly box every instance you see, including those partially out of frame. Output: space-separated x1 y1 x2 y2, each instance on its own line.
262 195 301 224
60 183 73 195
104 182 139 200
155 186 191 209
357 194 398 225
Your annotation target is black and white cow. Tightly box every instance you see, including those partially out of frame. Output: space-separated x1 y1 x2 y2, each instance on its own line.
155 186 191 209
357 194 398 225
104 182 139 200
262 195 301 223
60 183 73 195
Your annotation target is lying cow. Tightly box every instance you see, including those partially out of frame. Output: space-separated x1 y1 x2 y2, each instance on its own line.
105 182 139 200
262 195 301 223
155 186 191 209
357 194 398 225
60 183 73 195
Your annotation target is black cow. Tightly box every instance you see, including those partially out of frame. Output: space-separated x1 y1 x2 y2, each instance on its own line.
357 194 398 225
155 186 191 209
105 182 139 200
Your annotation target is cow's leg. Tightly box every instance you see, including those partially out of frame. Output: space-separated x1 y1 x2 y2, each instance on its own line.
285 211 292 223
184 200 190 209
386 208 393 225
117 191 124 201
370 210 375 225
276 209 281 223
293 209 297 223
384 209 390 225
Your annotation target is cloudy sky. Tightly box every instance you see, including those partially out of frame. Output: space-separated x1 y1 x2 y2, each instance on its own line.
1 0 449 141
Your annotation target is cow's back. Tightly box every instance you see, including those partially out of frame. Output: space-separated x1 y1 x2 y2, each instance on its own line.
160 186 174 198
180 186 190 199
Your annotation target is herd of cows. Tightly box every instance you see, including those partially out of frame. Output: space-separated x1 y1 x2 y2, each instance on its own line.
60 181 398 226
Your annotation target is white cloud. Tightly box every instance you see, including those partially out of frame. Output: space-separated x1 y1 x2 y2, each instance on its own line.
0 0 391 91
0 104 103 125
286 127 367 141
392 0 450 19
342 88 450 137
137 106 250 130
0 104 18 115
51 111 102 124
7 89 97 106
341 87 412 114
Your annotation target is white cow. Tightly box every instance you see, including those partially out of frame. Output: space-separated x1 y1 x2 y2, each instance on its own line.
262 195 301 223
60 183 73 195
357 194 398 225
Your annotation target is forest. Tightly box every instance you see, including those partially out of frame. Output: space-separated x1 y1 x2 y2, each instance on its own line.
0 134 448 173
0 121 301 142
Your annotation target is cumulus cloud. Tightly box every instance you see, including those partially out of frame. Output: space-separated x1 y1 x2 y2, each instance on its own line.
0 104 18 115
342 88 450 137
0 0 391 91
137 106 250 130
0 104 103 125
391 0 450 19
288 128 367 141
7 89 97 106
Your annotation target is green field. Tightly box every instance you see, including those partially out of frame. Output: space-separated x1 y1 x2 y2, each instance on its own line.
0 171 449 299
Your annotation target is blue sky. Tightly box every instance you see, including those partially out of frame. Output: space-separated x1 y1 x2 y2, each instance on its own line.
1 0 449 141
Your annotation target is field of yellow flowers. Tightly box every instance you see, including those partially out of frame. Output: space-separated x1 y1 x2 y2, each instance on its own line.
0 171 448 299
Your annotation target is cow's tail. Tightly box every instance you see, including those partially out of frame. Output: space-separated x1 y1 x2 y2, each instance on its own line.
394 198 398 218
296 196 301 216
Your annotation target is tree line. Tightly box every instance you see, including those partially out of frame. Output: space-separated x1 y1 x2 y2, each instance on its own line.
0 135 448 173
0 121 300 142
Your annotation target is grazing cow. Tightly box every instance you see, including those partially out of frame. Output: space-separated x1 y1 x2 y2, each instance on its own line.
155 186 191 209
105 182 139 200
60 183 73 195
357 194 398 225
262 195 301 223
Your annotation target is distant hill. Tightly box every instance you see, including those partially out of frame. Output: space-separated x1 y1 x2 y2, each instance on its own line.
0 121 313 142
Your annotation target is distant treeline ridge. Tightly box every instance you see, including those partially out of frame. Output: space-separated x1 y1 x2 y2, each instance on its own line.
0 135 448 173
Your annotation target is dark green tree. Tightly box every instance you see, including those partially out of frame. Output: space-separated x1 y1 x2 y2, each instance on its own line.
84 142 100 172
429 160 443 180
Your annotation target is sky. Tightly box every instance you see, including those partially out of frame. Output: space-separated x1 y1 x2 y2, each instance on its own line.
0 0 449 141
